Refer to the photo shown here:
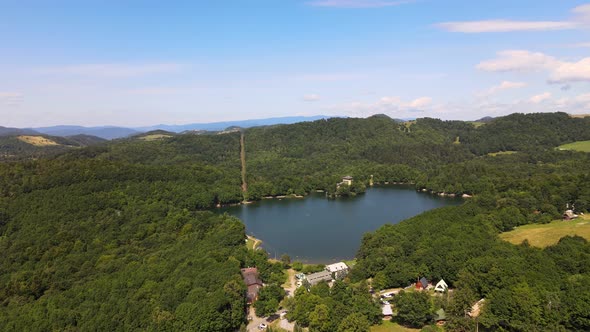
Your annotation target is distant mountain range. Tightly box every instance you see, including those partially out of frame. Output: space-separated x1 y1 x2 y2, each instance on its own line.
0 126 40 136
14 115 333 140
31 126 141 140
135 115 332 133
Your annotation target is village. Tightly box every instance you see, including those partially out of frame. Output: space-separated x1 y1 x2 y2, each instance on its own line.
238 175 485 331
240 256 483 332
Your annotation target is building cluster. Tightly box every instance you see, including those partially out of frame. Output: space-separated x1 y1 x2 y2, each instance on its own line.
296 262 350 289
381 277 450 323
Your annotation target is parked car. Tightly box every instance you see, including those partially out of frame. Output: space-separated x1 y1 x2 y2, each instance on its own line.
258 323 267 330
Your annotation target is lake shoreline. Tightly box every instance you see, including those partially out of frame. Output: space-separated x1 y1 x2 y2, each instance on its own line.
220 185 463 263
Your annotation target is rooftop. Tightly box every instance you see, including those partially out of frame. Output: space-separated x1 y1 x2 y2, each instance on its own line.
326 262 349 272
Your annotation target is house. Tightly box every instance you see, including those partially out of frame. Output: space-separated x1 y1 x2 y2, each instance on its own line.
326 262 349 279
241 267 263 304
337 176 354 189
434 279 448 293
415 277 429 290
305 270 332 286
469 298 486 318
341 176 353 186
435 308 447 325
563 209 579 220
382 304 393 320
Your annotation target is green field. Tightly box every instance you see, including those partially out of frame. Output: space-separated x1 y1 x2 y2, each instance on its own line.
557 140 590 152
370 321 422 332
500 216 590 248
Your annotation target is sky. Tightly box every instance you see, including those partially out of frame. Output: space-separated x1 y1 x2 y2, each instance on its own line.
1 0 589 127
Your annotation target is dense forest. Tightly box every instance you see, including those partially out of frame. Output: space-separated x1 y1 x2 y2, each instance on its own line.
1 112 589 331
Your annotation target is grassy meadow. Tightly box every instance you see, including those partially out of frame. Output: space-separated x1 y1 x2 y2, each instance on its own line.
500 215 590 247
557 140 590 152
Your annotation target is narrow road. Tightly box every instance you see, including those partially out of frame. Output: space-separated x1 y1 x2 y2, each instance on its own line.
240 132 248 201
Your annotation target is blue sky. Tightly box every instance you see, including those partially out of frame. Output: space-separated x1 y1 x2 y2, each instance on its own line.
1 0 589 127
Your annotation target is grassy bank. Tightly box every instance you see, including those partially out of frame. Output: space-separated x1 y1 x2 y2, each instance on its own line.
246 235 262 250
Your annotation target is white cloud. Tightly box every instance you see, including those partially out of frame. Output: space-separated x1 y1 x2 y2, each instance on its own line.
307 0 412 8
437 20 576 33
0 91 23 106
303 94 321 101
477 50 558 72
477 50 590 84
573 4 590 22
38 63 183 78
550 58 590 83
480 81 527 96
327 95 433 118
437 3 590 33
407 96 432 108
529 92 552 103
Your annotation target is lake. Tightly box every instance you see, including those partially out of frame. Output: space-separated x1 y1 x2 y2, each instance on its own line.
220 185 461 263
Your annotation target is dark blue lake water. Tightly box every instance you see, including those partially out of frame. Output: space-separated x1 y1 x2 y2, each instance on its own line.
220 185 461 263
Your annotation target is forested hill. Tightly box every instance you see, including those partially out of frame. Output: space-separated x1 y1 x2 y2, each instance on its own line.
0 159 251 330
1 112 590 331
0 134 106 161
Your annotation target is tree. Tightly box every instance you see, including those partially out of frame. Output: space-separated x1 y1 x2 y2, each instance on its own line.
254 284 285 317
309 304 331 332
281 254 291 267
338 312 370 332
394 291 432 328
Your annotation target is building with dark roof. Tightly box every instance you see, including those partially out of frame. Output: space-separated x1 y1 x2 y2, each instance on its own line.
416 277 429 290
305 270 332 287
241 267 263 304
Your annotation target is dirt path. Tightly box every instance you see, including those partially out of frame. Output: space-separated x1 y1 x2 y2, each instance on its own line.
283 269 297 297
240 132 248 200
246 306 266 331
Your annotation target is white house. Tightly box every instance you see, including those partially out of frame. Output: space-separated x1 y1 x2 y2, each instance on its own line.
326 262 349 279
382 304 393 318
434 279 448 293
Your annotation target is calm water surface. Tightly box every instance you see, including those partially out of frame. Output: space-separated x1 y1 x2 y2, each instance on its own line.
220 185 461 263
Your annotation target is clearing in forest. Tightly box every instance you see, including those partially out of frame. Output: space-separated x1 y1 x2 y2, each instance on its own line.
557 140 590 153
138 134 172 141
17 135 60 146
370 321 421 332
500 216 590 248
487 151 517 156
